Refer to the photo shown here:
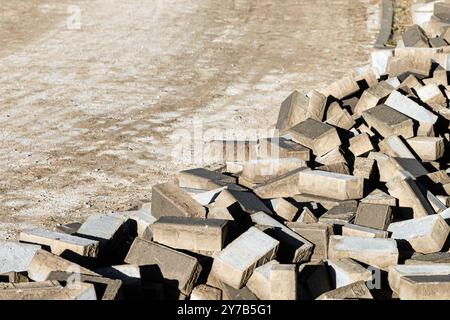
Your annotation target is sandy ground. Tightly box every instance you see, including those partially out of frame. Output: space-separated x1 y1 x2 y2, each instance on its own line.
0 0 380 239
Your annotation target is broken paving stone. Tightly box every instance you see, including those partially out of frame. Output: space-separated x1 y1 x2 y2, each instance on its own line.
0 272 29 284
328 236 399 271
434 2 450 22
251 212 313 263
210 227 279 290
27 249 99 282
151 182 207 219
190 284 222 300
293 194 341 211
325 107 355 131
206 274 258 300
342 224 389 239
124 238 202 295
177 168 236 190
0 241 41 274
388 214 450 254
19 228 99 258
246 260 279 300
361 189 397 206
289 119 341 157
285 222 333 261
348 133 374 157
406 136 445 161
362 104 414 139
388 264 450 294
129 204 157 238
269 264 297 300
151 216 229 252
316 280 373 300
405 252 450 265
354 203 393 231
270 198 298 222
399 275 450 300
353 157 376 180
327 258 372 288
297 170 364 201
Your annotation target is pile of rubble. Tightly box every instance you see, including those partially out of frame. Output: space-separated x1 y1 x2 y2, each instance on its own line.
1 23 450 300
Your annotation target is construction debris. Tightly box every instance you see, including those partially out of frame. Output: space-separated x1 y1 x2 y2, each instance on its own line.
1 22 450 301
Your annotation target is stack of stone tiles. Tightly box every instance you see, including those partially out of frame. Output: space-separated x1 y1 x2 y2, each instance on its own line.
1 25 450 300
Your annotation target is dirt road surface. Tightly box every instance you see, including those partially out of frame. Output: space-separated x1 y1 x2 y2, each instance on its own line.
0 0 380 239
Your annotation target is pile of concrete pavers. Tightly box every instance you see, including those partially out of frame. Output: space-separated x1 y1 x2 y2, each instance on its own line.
2 26 450 301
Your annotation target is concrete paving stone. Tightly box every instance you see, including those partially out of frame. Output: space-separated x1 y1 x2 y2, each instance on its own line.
399 275 450 300
405 252 450 265
276 90 309 134
0 281 97 300
321 75 360 100
315 147 346 166
257 137 311 161
177 168 236 190
246 260 279 300
353 157 376 180
318 201 358 225
251 212 313 263
306 90 327 121
407 136 445 161
298 261 333 299
328 236 399 271
151 216 229 252
241 158 306 184
285 222 333 261
20 228 99 257
327 258 372 288
354 203 392 231
270 198 298 222
0 241 41 274
317 162 350 175
316 280 373 300
388 214 450 254
388 263 450 294
385 90 438 127
349 133 374 157
270 264 297 300
210 227 279 289
361 189 397 206
362 104 414 139
289 119 341 157
27 249 99 282
387 175 436 218
387 55 432 78
297 170 364 201
296 207 319 224
214 189 272 214
206 273 258 300
402 24 430 48
342 224 389 238
354 81 394 116
254 168 307 199
326 107 355 130
379 135 416 159
151 182 207 219
46 271 122 300
124 238 202 295
434 2 450 22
